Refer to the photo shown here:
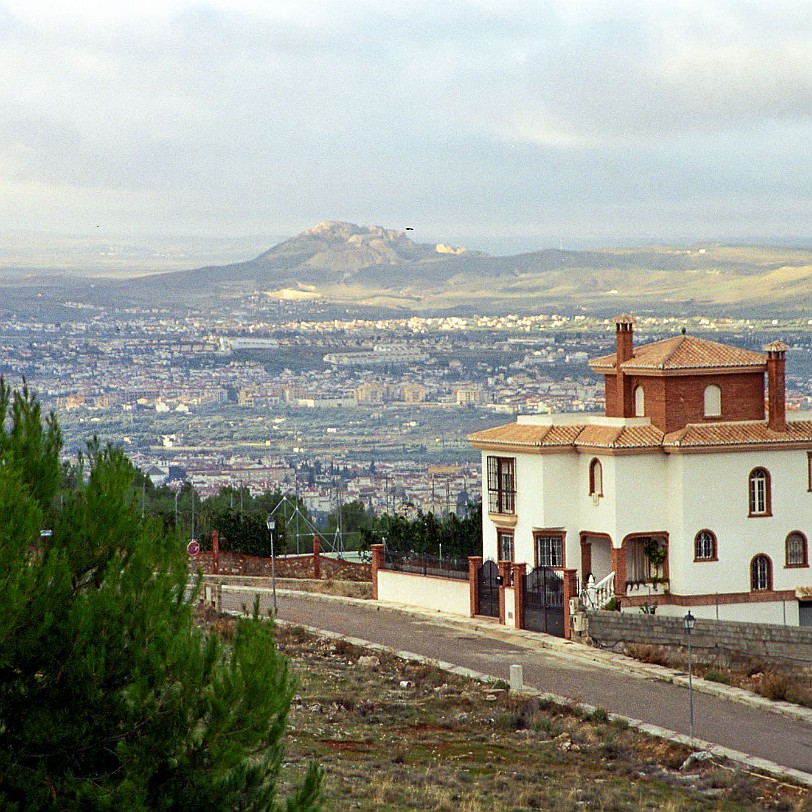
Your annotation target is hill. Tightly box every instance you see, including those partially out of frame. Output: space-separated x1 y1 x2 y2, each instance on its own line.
3 222 812 316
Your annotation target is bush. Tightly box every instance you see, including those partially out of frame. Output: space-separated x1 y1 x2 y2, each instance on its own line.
756 672 791 702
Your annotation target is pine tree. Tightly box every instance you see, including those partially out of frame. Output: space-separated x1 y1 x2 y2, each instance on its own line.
0 381 322 810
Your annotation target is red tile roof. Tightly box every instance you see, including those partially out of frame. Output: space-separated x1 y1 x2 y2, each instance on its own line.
663 419 812 449
576 424 664 449
467 423 582 448
590 335 766 373
469 418 812 453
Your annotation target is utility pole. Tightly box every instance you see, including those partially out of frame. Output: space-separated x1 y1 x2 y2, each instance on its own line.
294 469 300 554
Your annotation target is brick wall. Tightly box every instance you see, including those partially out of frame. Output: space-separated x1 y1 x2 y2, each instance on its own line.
632 371 765 434
586 609 812 666
195 550 371 582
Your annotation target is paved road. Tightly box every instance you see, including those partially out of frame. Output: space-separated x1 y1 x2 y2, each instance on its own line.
223 590 812 775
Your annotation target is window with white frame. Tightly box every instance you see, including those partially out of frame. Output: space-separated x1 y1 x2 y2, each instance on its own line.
486 456 515 515
694 530 717 561
750 554 772 591
704 384 722 417
497 530 514 562
786 532 808 568
535 533 564 568
748 468 771 516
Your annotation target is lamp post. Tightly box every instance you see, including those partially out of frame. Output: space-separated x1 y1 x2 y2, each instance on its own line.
266 516 277 614
683 610 696 741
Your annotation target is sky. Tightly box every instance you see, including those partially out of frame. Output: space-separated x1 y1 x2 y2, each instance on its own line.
1 0 811 259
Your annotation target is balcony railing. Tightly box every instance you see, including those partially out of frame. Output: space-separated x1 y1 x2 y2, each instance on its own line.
582 571 615 609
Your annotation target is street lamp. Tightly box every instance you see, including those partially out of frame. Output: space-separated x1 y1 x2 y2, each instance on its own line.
683 610 696 741
266 516 277 615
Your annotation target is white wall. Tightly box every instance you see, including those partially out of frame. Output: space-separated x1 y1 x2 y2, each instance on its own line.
654 599 800 625
479 438 812 623
673 449 812 597
377 570 470 617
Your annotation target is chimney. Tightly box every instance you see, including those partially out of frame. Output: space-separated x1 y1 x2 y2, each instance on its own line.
764 341 788 432
615 314 635 417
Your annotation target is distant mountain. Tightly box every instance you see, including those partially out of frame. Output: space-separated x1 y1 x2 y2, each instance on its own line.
4 221 812 316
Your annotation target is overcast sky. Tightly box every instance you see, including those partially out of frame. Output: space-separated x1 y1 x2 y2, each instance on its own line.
1 0 811 256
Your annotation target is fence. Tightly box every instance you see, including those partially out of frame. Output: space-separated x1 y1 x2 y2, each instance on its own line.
383 549 469 580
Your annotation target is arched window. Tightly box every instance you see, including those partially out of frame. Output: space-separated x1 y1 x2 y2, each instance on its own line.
750 554 772 591
694 530 717 561
634 386 645 417
704 384 722 417
589 458 603 497
786 532 808 568
748 468 771 516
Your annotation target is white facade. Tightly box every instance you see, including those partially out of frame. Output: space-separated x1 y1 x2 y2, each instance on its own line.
477 412 812 625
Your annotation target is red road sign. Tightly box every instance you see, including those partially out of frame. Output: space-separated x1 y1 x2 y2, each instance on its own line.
187 540 200 556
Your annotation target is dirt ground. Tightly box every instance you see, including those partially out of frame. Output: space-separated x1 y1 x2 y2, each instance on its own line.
197 607 812 811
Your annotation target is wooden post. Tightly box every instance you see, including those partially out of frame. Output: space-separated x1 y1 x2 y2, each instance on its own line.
371 544 385 600
211 530 219 576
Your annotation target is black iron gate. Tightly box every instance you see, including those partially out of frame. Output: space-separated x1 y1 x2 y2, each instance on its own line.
524 566 565 636
477 559 500 618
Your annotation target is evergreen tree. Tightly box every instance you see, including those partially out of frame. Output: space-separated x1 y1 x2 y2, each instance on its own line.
0 381 321 810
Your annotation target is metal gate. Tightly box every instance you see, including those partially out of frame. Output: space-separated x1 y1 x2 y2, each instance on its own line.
523 566 565 636
477 559 500 618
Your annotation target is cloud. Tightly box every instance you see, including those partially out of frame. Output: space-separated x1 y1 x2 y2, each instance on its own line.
0 0 809 245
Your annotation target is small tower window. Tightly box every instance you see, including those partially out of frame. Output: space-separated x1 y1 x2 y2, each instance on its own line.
588 458 603 498
704 384 722 417
634 386 645 417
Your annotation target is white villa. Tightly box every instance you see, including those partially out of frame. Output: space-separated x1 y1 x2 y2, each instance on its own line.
468 315 812 626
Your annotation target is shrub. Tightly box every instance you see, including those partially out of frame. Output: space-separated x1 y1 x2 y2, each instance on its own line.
756 672 791 702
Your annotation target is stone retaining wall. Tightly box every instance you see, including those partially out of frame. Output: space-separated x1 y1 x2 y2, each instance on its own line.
194 550 371 582
586 610 812 667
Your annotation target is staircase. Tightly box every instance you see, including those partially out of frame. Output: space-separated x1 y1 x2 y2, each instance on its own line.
582 572 615 609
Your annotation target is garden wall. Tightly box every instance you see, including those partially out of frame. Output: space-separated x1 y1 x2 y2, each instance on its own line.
586 610 812 667
377 569 471 617
195 550 371 582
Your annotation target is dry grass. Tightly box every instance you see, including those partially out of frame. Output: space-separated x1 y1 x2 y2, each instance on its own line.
621 642 812 710
265 622 810 811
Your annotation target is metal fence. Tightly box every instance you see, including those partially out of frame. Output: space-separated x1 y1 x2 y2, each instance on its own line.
383 550 469 581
